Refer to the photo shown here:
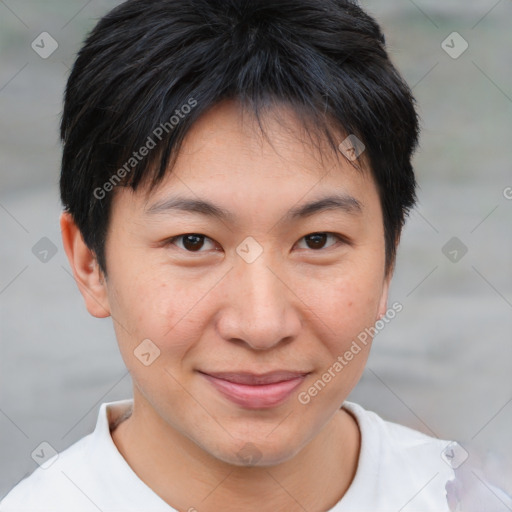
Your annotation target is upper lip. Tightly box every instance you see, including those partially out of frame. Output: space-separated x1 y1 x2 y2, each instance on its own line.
198 370 309 385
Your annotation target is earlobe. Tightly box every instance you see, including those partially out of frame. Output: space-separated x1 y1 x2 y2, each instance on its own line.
60 212 111 318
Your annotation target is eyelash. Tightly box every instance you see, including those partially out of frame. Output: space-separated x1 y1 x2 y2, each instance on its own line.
165 232 347 254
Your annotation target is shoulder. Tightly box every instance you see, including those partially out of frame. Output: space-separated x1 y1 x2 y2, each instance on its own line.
344 400 454 460
0 434 96 512
339 401 456 510
0 399 140 512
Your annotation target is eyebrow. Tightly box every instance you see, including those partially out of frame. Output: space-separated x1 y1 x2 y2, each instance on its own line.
144 193 362 223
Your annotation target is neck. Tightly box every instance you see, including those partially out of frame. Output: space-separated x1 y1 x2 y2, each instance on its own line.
111 388 360 512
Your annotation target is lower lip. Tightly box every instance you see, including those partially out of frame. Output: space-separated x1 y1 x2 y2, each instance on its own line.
201 373 306 409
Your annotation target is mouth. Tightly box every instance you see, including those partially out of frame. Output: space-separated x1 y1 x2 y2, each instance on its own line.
198 370 309 409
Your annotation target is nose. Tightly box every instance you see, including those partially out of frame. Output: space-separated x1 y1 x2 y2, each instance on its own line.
215 251 302 351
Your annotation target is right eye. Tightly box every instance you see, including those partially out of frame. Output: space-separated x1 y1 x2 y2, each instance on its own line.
165 233 219 253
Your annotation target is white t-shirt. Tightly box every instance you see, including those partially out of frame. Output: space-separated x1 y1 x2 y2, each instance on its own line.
1 399 457 511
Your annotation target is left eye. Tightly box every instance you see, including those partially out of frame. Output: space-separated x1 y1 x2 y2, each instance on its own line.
295 232 342 250
167 234 217 252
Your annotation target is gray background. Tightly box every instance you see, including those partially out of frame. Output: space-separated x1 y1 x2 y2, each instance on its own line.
1 0 511 499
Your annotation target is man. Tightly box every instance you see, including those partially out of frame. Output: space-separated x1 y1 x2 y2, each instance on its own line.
2 0 493 510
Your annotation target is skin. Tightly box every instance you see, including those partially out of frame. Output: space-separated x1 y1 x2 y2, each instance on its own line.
61 99 391 512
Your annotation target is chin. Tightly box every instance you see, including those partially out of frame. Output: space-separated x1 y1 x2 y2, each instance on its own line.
201 429 308 469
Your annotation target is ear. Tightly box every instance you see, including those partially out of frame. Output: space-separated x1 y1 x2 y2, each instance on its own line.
60 212 111 318
376 273 391 321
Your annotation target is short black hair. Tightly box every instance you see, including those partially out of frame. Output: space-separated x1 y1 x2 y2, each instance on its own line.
60 0 419 276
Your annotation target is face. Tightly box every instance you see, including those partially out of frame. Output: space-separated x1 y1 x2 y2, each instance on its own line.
88 100 390 466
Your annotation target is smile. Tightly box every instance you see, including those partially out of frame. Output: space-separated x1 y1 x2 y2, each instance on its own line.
198 371 309 409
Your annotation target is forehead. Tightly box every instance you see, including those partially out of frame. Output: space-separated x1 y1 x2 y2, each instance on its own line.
163 100 362 179
115 100 380 223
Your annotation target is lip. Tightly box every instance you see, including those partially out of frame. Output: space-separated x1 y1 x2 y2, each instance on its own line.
199 370 309 409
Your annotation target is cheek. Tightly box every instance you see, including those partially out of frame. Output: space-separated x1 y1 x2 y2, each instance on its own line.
296 274 380 412
107 272 205 408
107 266 224 369
306 269 383 349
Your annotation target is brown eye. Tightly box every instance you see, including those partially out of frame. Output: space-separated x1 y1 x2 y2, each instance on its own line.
297 232 341 250
168 234 216 252
305 233 328 249
182 234 204 251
